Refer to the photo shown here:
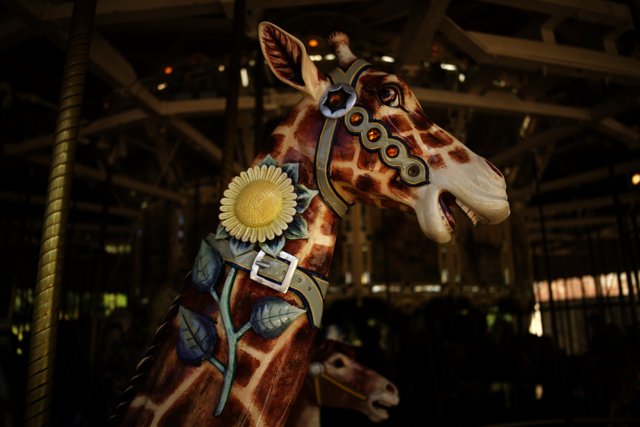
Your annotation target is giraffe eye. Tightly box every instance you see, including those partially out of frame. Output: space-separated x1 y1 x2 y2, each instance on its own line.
378 86 400 107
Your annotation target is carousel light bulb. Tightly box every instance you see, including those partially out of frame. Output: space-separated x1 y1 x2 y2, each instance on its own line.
632 173 640 186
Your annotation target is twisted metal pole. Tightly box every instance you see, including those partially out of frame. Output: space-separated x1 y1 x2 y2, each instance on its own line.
24 0 96 424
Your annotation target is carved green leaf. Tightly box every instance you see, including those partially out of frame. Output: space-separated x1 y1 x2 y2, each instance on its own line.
177 306 217 364
258 155 277 168
250 297 306 338
230 238 254 257
281 163 300 185
295 184 318 213
259 235 285 257
215 224 230 240
284 215 309 240
192 240 222 292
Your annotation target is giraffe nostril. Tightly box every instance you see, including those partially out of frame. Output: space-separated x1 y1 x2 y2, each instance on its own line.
485 160 503 178
386 383 396 394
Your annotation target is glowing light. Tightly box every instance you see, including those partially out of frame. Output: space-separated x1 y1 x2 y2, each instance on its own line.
164 65 173 75
381 55 395 63
372 284 387 293
240 68 249 88
632 173 640 186
440 63 457 71
529 303 543 336
519 115 532 138
535 384 544 400
156 82 167 91
248 59 255 66
309 54 323 62
218 64 225 72
458 73 466 83
324 53 336 61
16 348 23 356
308 38 319 48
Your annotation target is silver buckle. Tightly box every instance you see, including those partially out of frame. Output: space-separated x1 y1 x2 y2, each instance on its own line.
250 250 299 293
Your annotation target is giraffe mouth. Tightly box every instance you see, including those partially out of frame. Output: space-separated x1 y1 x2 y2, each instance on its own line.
438 191 480 232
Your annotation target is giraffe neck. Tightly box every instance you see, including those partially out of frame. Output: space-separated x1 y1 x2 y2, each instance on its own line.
116 101 344 427
253 99 342 277
286 384 320 427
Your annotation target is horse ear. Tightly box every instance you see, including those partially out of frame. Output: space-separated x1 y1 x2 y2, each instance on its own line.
258 22 328 101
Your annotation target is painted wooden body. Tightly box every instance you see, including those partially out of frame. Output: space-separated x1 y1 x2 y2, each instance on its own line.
115 22 509 426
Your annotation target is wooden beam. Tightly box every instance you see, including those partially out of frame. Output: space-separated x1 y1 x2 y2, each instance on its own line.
491 124 586 166
440 16 640 85
5 109 146 156
526 216 617 229
510 160 640 199
0 191 139 218
596 118 640 148
45 0 220 25
413 88 590 120
26 156 185 203
525 193 640 216
397 0 450 72
474 0 633 27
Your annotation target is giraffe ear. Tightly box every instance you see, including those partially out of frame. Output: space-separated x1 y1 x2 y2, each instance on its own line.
258 22 329 101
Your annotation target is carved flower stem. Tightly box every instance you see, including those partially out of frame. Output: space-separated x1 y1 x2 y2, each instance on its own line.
212 267 252 416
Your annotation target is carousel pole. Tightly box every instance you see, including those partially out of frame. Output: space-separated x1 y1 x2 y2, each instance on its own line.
24 0 96 425
220 0 246 187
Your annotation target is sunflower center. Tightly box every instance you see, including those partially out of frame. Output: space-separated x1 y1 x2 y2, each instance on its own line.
234 180 283 227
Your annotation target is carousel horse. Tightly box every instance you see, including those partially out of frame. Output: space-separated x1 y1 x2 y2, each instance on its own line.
114 22 509 426
287 340 400 427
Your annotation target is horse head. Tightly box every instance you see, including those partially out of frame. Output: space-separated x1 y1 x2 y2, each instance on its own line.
307 340 399 422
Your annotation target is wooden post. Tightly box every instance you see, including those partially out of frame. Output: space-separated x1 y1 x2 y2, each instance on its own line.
221 0 246 187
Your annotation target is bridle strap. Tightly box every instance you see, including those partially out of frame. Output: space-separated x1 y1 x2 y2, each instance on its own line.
312 366 368 404
314 59 370 218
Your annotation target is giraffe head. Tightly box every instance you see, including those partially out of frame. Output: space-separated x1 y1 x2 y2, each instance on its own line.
259 22 509 243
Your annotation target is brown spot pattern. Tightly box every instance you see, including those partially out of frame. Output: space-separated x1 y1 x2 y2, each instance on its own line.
294 106 324 149
410 110 434 130
356 150 377 171
420 131 444 148
448 147 470 163
305 243 334 276
433 129 454 145
428 153 445 168
355 174 380 193
331 166 354 183
332 124 357 162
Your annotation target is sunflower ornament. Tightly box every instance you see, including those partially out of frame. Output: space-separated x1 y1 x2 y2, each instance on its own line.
216 156 319 257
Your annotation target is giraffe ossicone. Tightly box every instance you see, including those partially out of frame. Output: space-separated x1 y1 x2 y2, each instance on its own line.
115 20 509 427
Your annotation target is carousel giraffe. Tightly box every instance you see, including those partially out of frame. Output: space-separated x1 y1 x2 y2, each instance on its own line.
114 22 509 426
287 340 400 427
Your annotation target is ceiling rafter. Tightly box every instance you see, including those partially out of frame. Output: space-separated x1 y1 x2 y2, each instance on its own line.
26 156 185 203
396 0 450 73
510 160 640 200
474 0 633 27
439 16 640 86
8 0 222 164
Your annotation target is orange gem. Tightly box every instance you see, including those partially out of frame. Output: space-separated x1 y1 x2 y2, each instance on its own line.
386 145 399 158
367 128 381 142
350 113 363 126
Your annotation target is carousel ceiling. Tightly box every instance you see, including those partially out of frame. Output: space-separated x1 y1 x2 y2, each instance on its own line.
1 0 639 263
